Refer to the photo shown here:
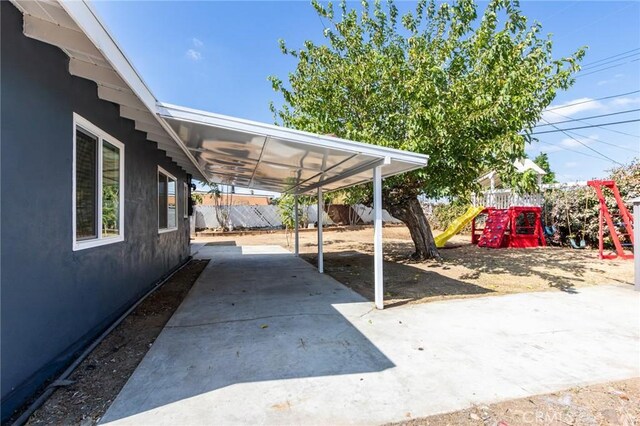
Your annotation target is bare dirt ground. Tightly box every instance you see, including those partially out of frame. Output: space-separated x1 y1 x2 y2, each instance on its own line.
388 378 640 426
197 225 634 308
20 259 209 426
18 228 636 425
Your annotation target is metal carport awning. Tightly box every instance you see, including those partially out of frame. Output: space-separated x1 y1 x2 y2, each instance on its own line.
157 103 428 195
157 103 429 310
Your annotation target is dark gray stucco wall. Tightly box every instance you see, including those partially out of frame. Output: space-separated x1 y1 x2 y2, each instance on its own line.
1 3 191 419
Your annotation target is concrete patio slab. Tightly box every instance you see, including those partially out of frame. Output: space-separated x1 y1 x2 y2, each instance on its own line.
101 245 640 425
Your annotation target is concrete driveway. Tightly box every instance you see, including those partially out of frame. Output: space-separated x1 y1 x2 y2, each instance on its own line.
101 245 640 425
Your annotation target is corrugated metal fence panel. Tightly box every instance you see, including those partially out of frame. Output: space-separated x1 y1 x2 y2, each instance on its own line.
194 204 400 229
353 204 401 224
195 205 283 229
306 205 335 226
194 205 220 229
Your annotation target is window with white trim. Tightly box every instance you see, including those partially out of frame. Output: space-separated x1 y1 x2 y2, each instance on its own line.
183 182 189 219
158 167 178 232
73 113 125 251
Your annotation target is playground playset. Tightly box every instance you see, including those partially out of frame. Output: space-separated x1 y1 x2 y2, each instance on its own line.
472 207 546 248
435 178 633 259
434 205 546 249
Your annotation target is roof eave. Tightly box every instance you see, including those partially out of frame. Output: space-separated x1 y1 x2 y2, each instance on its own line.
57 1 209 182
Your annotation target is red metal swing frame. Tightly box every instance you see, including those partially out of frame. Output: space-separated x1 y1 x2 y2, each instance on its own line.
587 180 634 260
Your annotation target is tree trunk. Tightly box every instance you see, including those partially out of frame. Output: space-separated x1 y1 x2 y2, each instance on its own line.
385 196 441 261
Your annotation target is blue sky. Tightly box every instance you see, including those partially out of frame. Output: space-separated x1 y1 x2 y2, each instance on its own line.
93 1 640 186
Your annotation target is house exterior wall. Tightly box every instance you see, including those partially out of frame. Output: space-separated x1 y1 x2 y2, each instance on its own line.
1 3 191 419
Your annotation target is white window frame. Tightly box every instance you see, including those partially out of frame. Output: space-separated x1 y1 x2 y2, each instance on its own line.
183 182 189 219
158 166 178 233
72 113 125 251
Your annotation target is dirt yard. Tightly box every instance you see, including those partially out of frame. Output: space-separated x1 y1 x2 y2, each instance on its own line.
18 228 636 425
389 378 640 426
196 226 634 307
21 259 209 426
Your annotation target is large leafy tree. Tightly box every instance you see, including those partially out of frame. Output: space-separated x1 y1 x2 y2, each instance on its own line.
269 0 584 259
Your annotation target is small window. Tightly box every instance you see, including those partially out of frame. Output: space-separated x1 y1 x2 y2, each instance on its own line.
73 114 125 250
158 167 178 232
183 182 189 219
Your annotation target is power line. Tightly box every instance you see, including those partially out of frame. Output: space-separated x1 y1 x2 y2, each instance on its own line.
582 47 640 68
564 130 639 154
577 58 640 78
538 108 640 127
535 140 614 162
541 108 640 138
580 53 640 72
544 90 640 112
539 1 578 23
538 118 624 165
564 2 637 37
531 119 640 135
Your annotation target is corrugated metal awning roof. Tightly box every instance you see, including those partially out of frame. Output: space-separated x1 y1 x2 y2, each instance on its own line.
11 0 429 191
158 103 428 194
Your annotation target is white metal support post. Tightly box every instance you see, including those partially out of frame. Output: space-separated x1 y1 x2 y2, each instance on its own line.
373 165 384 309
317 187 324 273
294 195 300 256
633 197 639 291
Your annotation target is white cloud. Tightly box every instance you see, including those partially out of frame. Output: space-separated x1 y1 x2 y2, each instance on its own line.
597 79 612 86
542 98 604 123
541 145 563 153
614 73 624 78
560 133 599 148
526 140 562 154
609 97 640 107
565 161 578 168
192 37 203 47
186 49 202 61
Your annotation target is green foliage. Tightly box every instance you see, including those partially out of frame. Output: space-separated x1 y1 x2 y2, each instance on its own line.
206 183 221 197
508 169 540 195
276 194 315 230
543 159 639 247
102 184 119 234
533 152 556 184
495 152 556 194
269 0 585 203
191 192 204 205
275 192 334 230
431 201 472 231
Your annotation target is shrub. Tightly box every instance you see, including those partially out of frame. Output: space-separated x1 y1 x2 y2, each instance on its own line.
431 201 472 231
542 159 639 247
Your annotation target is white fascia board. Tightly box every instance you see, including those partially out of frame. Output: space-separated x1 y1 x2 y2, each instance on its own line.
157 102 430 167
58 1 208 181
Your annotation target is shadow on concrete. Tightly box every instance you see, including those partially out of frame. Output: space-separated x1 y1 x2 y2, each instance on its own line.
301 250 493 308
205 241 237 246
101 249 394 423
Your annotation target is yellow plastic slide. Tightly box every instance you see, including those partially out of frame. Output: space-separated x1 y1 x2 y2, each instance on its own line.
434 206 485 248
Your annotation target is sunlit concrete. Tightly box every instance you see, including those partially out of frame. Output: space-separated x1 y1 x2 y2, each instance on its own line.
101 245 640 425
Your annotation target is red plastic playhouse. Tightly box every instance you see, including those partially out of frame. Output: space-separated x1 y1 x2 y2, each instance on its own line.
472 207 546 249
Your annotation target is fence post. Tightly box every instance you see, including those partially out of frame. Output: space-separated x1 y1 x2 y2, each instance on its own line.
317 187 323 273
633 197 639 291
294 195 299 257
